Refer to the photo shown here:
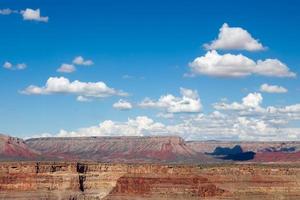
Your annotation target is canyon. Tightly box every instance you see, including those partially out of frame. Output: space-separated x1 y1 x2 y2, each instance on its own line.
1 133 300 199
1 162 300 199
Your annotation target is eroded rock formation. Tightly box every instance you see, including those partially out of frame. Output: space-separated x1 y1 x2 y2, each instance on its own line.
0 134 39 160
1 162 300 199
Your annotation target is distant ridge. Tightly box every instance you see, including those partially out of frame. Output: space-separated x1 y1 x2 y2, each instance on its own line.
0 133 39 160
1 133 300 163
26 136 216 163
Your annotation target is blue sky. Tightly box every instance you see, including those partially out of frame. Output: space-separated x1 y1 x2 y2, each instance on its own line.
0 0 300 140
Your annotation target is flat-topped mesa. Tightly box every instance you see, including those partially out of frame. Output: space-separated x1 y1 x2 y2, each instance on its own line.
25 136 214 163
25 136 186 152
27 135 184 143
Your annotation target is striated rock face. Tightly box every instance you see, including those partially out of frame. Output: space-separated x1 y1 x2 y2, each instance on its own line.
106 175 225 199
25 136 216 163
1 162 300 200
0 134 39 160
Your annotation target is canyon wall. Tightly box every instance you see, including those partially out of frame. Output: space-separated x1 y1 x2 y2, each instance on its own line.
1 162 300 199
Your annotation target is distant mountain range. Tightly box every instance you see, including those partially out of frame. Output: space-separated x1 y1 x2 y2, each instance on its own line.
1 133 300 163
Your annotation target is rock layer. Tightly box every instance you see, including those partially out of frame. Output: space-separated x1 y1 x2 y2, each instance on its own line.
1 162 300 199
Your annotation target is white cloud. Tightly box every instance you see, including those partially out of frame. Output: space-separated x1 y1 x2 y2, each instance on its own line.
139 88 202 113
255 59 295 77
156 112 174 119
242 92 263 108
76 96 92 102
57 56 93 73
113 99 133 110
39 112 300 141
260 83 288 93
3 61 26 70
0 8 18 15
16 63 27 70
21 77 128 100
214 92 300 126
204 23 265 51
122 74 133 79
57 116 166 137
29 90 300 140
57 63 76 73
73 56 93 66
267 104 300 117
3 61 12 69
189 50 255 77
21 8 48 22
214 92 263 111
189 50 296 78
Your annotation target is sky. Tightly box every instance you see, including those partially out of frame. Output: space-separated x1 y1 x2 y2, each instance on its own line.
0 0 300 140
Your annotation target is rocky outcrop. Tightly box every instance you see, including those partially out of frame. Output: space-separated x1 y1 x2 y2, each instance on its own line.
1 162 300 199
105 175 225 199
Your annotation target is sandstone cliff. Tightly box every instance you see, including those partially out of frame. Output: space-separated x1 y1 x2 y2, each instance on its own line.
1 162 300 200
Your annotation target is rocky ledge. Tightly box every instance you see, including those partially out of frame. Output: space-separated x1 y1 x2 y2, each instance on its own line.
1 162 300 199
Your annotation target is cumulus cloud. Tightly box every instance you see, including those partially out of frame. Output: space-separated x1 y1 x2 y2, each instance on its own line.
267 104 300 118
189 50 296 78
57 63 76 73
214 92 263 111
57 56 93 73
255 59 295 77
29 89 300 141
2 61 26 70
214 92 300 124
73 56 93 66
39 112 300 141
139 88 202 113
57 116 166 137
260 83 288 93
21 8 48 22
204 23 265 51
113 99 133 110
21 77 128 100
242 92 263 108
